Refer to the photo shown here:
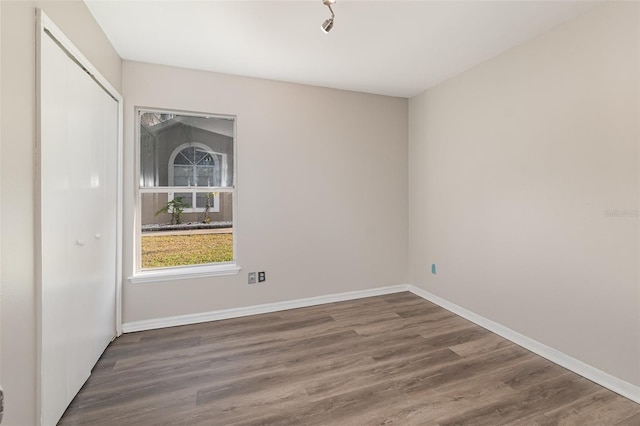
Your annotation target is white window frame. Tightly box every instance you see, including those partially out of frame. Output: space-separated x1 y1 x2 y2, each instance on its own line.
167 142 225 213
130 107 240 283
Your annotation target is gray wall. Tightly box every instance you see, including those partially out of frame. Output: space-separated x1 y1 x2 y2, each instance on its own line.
408 2 640 387
123 60 409 323
0 1 121 424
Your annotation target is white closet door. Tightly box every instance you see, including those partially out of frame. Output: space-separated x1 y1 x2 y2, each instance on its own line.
40 31 117 426
40 29 72 426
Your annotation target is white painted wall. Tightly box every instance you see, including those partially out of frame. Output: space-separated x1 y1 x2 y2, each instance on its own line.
122 61 408 323
0 1 121 424
409 2 640 386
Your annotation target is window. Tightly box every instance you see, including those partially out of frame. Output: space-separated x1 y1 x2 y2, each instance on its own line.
134 109 237 279
168 143 225 213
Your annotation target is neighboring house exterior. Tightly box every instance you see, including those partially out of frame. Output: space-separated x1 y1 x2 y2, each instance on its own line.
140 115 234 226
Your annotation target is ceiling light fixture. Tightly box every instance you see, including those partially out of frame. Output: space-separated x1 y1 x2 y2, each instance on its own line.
321 0 336 33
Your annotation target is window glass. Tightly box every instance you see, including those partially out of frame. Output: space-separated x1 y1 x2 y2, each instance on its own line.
138 111 235 270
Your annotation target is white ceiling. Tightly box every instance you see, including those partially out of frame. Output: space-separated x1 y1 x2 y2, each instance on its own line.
85 0 600 98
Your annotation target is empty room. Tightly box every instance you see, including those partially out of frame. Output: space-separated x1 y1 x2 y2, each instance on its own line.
1 0 640 424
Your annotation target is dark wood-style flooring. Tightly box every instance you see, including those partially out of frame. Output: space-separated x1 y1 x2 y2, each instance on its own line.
59 292 640 425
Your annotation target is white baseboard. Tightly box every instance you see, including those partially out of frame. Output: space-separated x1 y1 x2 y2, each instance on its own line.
122 282 640 405
122 284 410 333
407 285 640 405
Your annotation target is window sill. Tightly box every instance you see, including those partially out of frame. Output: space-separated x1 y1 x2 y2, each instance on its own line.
128 263 241 284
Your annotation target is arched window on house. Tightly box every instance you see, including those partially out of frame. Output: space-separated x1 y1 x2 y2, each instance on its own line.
168 142 227 212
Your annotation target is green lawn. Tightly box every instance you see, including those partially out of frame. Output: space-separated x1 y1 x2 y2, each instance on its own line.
141 233 233 269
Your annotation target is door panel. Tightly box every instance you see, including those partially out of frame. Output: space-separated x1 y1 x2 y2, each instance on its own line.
40 31 117 426
40 31 72 425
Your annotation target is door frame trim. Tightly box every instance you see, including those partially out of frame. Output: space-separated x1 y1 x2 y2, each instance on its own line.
35 9 123 425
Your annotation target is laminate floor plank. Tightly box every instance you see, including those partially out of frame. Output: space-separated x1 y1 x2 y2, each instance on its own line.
396 381 520 425
403 345 532 395
59 292 640 425
437 374 598 426
352 310 460 337
617 412 640 425
304 348 461 400
518 389 640 426
449 332 513 357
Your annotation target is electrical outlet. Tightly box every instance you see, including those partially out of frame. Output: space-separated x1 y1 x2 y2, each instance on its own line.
248 272 257 284
258 271 266 282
